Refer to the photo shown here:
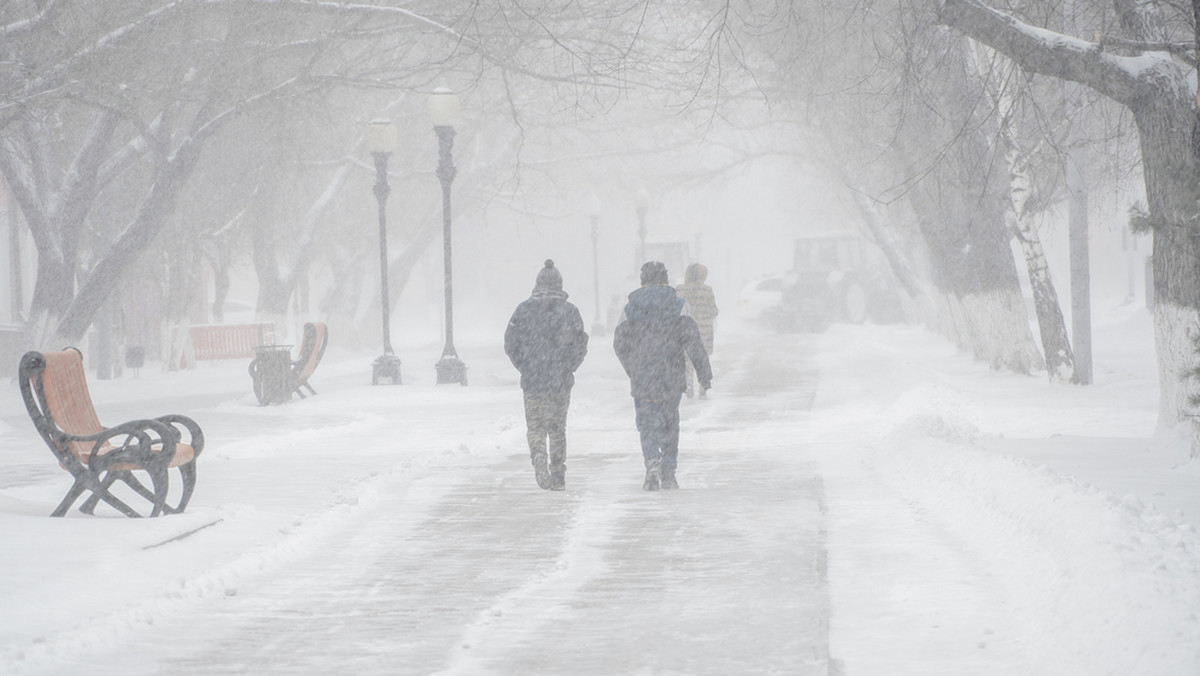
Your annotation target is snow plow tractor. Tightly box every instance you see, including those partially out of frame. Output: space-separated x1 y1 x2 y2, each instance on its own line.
765 233 902 332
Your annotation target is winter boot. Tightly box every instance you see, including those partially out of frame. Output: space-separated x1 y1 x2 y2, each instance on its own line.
549 467 566 491
532 453 550 489
661 468 679 490
643 459 661 491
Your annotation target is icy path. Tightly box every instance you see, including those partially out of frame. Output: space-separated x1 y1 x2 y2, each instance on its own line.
4 324 1197 674
64 448 827 675
3 334 830 675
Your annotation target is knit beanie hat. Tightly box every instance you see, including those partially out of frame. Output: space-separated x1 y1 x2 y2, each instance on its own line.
535 259 563 291
640 260 669 286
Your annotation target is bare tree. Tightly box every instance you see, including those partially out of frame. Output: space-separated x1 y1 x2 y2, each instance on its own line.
0 2 367 345
1 0 765 354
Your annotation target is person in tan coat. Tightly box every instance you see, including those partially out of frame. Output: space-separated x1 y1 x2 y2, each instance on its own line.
675 263 718 398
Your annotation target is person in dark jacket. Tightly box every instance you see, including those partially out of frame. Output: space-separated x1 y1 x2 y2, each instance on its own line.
504 260 589 490
613 261 713 491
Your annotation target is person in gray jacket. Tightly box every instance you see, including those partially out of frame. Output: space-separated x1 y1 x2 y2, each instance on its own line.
613 261 712 490
504 260 589 491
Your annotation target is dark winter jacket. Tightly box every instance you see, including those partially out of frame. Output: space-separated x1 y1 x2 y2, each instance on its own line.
613 284 712 398
504 290 589 393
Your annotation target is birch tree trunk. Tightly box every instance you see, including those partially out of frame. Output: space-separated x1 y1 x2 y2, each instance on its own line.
1002 117 1075 381
1009 194 1075 381
1011 218 1074 380
973 43 1076 382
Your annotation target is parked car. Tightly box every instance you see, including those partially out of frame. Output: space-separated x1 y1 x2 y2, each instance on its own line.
738 275 786 325
765 233 902 332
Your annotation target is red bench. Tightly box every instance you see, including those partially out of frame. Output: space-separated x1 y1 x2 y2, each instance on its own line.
189 323 273 360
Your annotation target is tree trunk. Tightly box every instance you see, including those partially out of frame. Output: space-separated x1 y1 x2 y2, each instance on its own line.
910 190 1045 373
251 215 294 328
881 31 1045 372
26 252 72 345
901 139 1044 372
1012 217 1074 380
211 255 231 322
844 180 925 302
6 183 22 322
1136 102 1200 439
939 0 1200 447
54 140 205 344
1000 110 1075 381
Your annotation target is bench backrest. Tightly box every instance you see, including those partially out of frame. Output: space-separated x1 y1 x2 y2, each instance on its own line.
189 323 272 360
293 322 328 382
19 349 104 461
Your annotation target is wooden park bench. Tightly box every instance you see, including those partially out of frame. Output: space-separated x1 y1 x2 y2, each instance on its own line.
18 348 205 517
291 322 328 399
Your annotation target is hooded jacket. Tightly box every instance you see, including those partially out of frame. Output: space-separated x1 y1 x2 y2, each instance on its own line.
675 263 718 352
613 284 712 398
505 290 589 393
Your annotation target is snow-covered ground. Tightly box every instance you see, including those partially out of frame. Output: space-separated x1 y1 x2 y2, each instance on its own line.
1 303 1198 675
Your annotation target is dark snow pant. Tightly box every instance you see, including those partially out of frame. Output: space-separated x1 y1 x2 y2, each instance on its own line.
634 395 682 472
524 390 571 470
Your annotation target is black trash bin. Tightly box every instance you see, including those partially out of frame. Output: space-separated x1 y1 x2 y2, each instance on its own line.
249 344 293 405
125 345 145 369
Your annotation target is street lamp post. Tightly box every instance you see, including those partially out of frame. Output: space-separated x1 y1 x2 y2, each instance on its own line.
588 194 604 336
634 187 649 268
429 85 467 385
368 119 402 385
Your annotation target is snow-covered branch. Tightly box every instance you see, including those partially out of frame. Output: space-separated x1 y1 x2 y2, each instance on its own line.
937 0 1156 106
11 1 188 106
188 74 304 144
0 0 61 36
1097 34 1196 66
201 0 474 46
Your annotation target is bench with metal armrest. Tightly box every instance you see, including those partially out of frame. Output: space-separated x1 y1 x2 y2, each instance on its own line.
18 348 204 517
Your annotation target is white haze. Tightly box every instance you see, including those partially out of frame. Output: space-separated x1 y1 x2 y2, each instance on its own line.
2 251 1197 673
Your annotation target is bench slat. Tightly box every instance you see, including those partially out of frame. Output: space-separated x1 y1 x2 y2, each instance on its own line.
189 323 272 360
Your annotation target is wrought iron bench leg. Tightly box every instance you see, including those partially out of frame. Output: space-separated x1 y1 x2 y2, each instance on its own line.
80 481 143 518
79 472 118 514
51 480 89 517
77 468 170 517
162 462 197 514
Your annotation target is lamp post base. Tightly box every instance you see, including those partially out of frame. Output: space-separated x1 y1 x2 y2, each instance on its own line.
372 354 402 385
591 321 606 337
435 355 468 385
